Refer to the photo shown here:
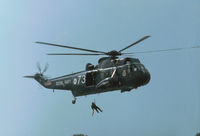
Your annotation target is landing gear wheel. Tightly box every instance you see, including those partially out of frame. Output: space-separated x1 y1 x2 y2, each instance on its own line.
72 98 76 104
72 100 76 104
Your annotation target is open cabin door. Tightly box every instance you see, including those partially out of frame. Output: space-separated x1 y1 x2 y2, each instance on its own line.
86 72 96 86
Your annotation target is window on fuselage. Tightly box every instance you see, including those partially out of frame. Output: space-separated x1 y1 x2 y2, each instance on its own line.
124 59 132 73
132 64 140 72
127 65 131 73
100 71 104 79
140 65 145 72
86 72 96 86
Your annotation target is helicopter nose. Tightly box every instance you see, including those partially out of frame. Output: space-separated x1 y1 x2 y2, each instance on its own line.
143 70 150 85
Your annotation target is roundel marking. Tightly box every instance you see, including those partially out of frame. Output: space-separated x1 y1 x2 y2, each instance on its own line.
122 70 126 77
73 78 77 85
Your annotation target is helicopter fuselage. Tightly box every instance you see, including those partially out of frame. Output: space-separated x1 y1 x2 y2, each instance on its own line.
34 57 150 97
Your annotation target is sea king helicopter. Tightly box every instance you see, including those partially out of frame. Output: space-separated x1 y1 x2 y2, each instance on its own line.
24 35 199 104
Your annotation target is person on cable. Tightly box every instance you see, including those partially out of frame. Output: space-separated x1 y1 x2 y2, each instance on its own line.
91 101 103 116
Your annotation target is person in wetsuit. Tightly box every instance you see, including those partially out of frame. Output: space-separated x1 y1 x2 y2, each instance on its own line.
91 102 103 116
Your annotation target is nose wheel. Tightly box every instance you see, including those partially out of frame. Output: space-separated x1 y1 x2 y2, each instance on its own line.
72 97 77 104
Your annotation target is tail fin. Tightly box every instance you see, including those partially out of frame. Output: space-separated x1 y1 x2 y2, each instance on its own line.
24 73 49 88
24 63 51 88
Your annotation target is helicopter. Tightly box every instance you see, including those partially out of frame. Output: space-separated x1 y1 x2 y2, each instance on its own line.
24 35 200 104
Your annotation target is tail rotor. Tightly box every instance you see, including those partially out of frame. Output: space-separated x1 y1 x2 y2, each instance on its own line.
42 63 49 74
36 62 42 74
36 62 49 75
24 63 49 79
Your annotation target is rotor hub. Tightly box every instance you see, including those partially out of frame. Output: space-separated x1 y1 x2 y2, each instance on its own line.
106 50 121 57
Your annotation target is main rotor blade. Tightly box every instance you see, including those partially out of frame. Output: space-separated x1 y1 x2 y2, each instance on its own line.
121 53 134 55
131 45 200 54
36 41 106 54
47 53 105 55
119 35 150 52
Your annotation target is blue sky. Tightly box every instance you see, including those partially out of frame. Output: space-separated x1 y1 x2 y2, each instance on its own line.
0 0 199 136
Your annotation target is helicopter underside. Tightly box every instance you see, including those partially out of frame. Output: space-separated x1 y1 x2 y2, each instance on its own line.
71 78 146 97
71 86 133 97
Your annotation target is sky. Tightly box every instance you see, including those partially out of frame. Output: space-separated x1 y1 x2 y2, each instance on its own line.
0 0 199 136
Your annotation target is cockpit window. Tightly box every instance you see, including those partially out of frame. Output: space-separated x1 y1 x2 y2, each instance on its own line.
127 65 131 73
132 65 137 71
126 60 131 64
140 65 144 70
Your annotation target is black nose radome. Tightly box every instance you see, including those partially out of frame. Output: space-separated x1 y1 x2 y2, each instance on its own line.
143 71 150 85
